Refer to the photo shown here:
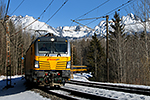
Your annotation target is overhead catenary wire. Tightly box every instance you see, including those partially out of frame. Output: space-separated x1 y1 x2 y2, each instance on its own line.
75 0 110 20
70 0 110 27
71 19 106 37
8 0 55 49
4 0 10 21
104 0 133 16
39 0 54 18
10 0 25 15
2 0 66 51
39 0 68 30
71 0 138 36
71 19 95 31
9 0 25 27
76 0 136 22
10 0 55 38
85 0 135 26
74 0 135 26
76 16 106 21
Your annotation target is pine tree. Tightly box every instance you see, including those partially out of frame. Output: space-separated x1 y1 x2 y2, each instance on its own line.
109 11 126 82
87 33 106 81
109 11 125 39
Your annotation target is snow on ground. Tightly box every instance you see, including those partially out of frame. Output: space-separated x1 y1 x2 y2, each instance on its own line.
0 74 150 100
71 73 92 82
65 83 150 100
0 75 50 100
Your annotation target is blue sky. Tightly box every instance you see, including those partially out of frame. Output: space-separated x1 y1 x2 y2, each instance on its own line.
5 0 136 28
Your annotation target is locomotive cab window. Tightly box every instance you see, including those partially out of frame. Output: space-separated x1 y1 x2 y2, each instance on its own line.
54 42 67 54
38 42 51 53
38 42 67 54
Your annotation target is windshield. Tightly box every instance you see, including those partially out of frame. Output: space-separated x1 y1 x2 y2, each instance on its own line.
38 42 67 54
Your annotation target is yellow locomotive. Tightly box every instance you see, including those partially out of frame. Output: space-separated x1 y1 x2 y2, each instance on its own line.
25 33 71 86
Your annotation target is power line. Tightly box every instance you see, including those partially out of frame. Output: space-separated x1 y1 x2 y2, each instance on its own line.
3 0 55 50
10 0 55 38
9 0 67 49
71 19 95 31
105 0 133 16
76 16 106 21
11 0 54 27
10 0 25 15
115 0 136 14
39 0 68 30
75 0 110 20
10 0 54 17
85 0 135 26
70 0 110 27
14 18 40 36
39 0 54 18
4 0 10 21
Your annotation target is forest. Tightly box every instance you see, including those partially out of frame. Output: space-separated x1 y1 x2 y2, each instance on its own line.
71 0 150 85
0 0 150 85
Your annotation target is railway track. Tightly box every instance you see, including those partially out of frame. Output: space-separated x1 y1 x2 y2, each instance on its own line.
67 80 150 96
26 80 150 100
38 86 115 100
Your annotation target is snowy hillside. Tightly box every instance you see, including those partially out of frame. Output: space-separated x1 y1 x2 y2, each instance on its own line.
10 13 150 38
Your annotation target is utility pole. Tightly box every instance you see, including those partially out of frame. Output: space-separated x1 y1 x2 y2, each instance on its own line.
6 21 11 74
106 15 109 82
5 19 13 88
71 16 110 81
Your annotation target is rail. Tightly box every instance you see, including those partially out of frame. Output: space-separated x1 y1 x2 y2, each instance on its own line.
67 80 150 96
37 86 114 100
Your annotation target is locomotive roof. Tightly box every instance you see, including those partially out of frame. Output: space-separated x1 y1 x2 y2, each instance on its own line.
36 36 67 42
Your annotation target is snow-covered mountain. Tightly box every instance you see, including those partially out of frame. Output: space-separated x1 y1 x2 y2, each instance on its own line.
10 15 59 36
95 13 150 35
10 13 150 39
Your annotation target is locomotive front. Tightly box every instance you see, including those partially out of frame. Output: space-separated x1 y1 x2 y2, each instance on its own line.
25 35 71 86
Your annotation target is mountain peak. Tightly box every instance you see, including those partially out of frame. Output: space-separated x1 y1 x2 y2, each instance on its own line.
10 14 150 39
128 13 135 19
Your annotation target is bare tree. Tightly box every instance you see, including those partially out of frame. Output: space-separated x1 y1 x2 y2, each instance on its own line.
128 0 150 85
0 0 6 75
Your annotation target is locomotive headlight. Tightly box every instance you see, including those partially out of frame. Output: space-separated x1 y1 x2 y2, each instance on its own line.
35 61 39 68
51 38 55 42
66 61 71 68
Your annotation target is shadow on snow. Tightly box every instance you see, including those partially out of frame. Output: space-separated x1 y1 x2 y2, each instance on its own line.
0 76 28 97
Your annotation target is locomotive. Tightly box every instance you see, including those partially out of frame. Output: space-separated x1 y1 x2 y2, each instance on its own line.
25 33 71 87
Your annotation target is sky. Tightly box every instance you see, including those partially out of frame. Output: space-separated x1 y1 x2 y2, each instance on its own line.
4 0 137 28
